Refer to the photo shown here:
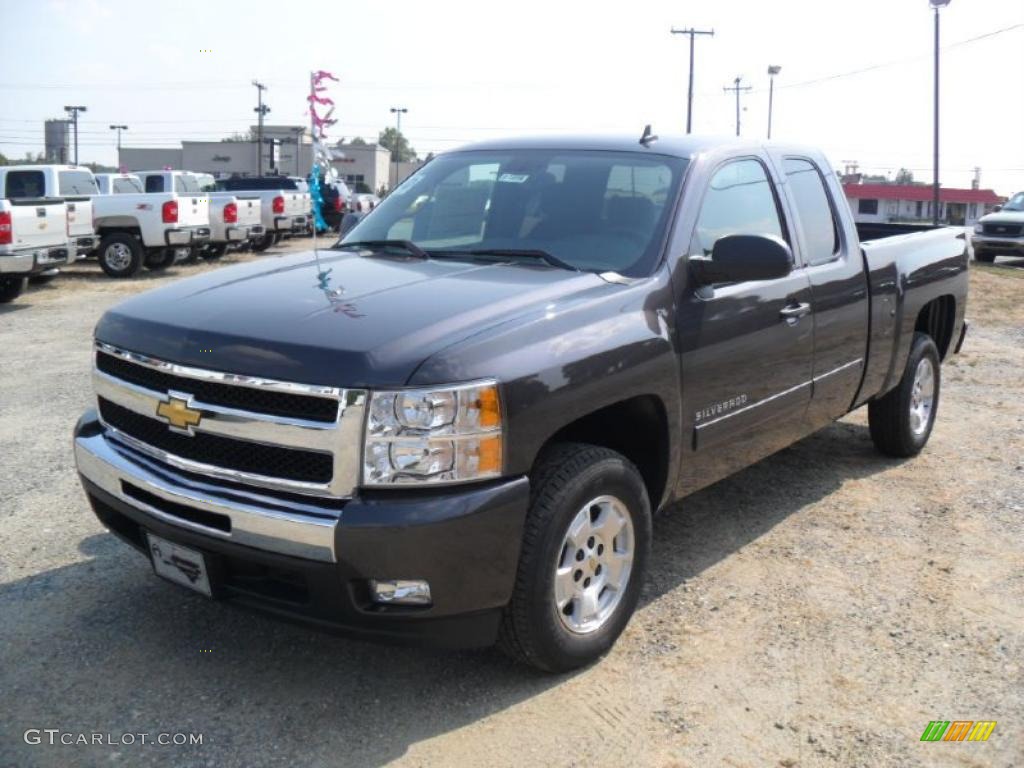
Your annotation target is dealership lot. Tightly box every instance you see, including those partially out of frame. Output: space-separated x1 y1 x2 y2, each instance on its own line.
1 245 1022 767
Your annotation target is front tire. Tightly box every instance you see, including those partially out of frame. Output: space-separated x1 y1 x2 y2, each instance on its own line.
97 233 143 278
0 276 26 303
144 248 176 271
974 250 996 263
252 233 274 252
869 332 941 457
499 443 651 672
203 243 228 260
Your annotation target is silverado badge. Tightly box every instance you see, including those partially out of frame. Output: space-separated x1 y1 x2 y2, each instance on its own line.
156 395 202 434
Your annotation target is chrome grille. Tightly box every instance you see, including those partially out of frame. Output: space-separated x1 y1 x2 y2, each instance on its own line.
983 223 1022 237
92 342 366 498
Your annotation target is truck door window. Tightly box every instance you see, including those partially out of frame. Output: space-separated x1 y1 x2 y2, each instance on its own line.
113 178 143 194
783 158 840 265
145 176 165 193
58 170 98 195
693 159 784 256
5 170 46 198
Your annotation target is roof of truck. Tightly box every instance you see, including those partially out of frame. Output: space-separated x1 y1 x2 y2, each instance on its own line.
446 133 756 159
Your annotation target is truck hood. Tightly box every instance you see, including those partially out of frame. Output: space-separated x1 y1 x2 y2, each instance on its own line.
979 210 1024 225
96 249 607 387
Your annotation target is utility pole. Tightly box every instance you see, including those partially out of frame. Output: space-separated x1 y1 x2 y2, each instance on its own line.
766 66 781 139
63 106 87 165
292 127 305 176
670 27 714 134
929 0 951 225
389 107 408 191
253 80 269 176
723 77 752 137
109 124 127 167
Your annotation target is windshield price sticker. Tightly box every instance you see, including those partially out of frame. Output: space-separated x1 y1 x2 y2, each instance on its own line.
497 173 530 184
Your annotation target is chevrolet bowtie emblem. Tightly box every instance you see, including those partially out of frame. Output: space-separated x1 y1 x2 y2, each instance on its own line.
156 396 202 434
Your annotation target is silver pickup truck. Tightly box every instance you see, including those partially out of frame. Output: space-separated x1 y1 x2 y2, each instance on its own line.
972 191 1024 262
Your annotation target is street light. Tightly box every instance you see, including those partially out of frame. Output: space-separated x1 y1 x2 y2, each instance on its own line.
389 107 408 191
63 105 87 165
109 125 128 166
767 65 781 140
930 0 951 225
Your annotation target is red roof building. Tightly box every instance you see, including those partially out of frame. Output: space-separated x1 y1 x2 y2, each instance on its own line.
842 183 1003 226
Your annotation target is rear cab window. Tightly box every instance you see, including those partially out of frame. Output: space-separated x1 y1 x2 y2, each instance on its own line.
5 170 47 198
112 177 143 194
144 176 165 193
782 158 840 266
175 175 201 195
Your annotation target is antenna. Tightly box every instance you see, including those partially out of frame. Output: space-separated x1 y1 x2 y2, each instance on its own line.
639 124 658 146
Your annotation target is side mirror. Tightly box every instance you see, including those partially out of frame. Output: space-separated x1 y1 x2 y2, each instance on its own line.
993 205 1002 212
689 234 793 285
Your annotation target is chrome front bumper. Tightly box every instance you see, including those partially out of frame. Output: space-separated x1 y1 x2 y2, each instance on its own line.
75 422 339 562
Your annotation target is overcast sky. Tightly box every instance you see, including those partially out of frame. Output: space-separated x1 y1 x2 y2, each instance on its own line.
2 0 1022 194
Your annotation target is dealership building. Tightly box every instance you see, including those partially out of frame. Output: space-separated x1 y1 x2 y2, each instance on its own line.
118 125 417 193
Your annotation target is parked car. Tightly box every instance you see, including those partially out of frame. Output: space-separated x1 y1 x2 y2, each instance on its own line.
74 134 968 672
215 176 309 250
318 179 352 231
0 165 99 259
94 173 143 195
0 197 71 302
972 190 1024 262
204 193 264 259
91 169 210 277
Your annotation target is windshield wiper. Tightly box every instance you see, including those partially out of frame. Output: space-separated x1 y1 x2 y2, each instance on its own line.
426 248 579 272
333 240 428 259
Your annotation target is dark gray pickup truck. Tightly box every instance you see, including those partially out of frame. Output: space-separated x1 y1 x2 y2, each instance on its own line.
74 134 968 672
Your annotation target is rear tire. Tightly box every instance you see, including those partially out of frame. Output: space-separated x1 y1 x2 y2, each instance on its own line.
144 248 176 271
203 243 228 260
252 233 275 252
974 250 995 263
498 443 651 672
0 276 26 303
869 332 941 458
98 233 143 278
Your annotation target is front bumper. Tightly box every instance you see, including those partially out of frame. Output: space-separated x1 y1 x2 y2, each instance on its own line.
74 410 529 648
971 235 1024 255
164 227 212 247
0 245 71 276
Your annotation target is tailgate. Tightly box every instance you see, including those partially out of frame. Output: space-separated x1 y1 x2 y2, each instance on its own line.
286 193 305 217
64 197 94 238
235 195 261 226
178 195 210 227
8 200 68 250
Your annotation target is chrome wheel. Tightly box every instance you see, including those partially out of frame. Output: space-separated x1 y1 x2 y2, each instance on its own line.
554 494 635 635
104 242 133 271
909 357 935 436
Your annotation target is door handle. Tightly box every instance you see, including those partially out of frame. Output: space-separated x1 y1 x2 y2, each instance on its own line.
780 301 811 321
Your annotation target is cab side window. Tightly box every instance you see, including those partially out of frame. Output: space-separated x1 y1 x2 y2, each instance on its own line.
692 159 784 257
783 158 839 265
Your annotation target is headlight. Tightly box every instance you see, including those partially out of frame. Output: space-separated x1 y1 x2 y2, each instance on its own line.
362 380 502 486
974 223 984 234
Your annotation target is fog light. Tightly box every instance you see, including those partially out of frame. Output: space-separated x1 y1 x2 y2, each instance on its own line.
369 579 432 606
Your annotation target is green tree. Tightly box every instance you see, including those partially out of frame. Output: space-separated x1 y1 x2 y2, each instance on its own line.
0 151 9 166
894 168 915 185
348 136 367 146
222 129 257 143
378 127 416 162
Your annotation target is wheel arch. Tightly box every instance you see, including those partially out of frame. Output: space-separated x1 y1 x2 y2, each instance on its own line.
914 294 957 360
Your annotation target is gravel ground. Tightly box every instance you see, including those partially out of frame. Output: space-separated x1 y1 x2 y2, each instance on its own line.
1 243 1022 768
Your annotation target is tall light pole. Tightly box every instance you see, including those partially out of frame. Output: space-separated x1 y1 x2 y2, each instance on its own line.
389 107 408 191
767 66 781 139
253 80 269 176
930 0 950 225
109 124 127 166
670 27 714 134
63 106 87 165
723 77 752 137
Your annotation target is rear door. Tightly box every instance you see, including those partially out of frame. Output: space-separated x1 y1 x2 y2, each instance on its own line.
777 155 869 426
675 156 816 495
57 169 97 238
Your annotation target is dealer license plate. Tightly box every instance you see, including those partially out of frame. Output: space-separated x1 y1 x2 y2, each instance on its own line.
146 532 212 597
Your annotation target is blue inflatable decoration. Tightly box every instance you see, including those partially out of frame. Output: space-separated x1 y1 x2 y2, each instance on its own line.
309 167 329 233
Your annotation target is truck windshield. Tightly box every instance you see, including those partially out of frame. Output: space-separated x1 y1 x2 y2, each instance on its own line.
1003 192 1024 212
343 150 688 275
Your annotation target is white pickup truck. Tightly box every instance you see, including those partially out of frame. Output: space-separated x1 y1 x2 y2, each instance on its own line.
0 197 71 303
91 170 210 276
204 192 264 259
0 165 99 259
215 176 309 251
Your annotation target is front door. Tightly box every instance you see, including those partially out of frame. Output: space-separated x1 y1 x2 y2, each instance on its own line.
674 157 815 496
